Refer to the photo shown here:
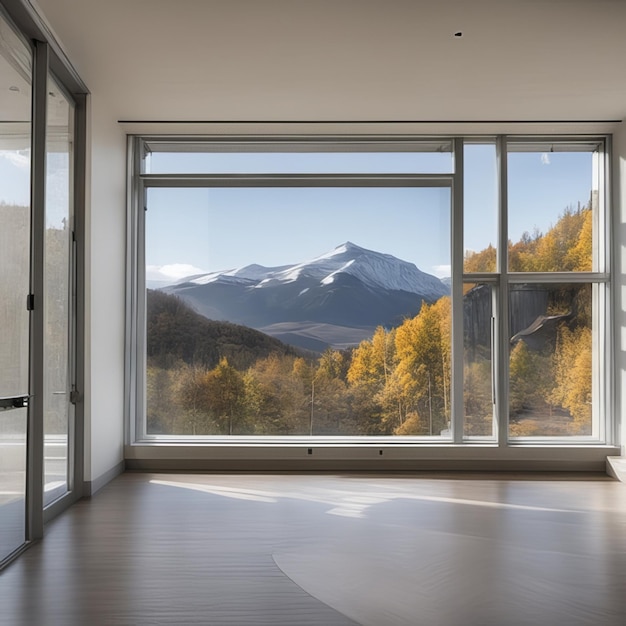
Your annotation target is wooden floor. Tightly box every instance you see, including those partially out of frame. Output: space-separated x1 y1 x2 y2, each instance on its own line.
1 472 625 625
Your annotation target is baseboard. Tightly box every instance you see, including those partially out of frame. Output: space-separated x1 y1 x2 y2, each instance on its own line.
125 458 611 473
83 460 126 496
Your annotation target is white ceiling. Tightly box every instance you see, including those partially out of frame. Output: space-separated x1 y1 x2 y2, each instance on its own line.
33 0 626 124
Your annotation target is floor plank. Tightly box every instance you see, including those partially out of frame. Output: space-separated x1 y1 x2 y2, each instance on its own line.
0 472 625 625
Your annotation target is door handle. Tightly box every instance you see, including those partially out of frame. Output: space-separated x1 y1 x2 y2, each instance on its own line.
0 395 29 410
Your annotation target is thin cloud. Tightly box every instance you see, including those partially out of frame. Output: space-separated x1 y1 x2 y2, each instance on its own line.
0 150 30 169
146 263 206 283
432 264 451 278
541 153 551 165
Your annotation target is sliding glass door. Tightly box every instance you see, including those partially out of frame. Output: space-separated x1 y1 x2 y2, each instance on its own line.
0 13 32 563
0 7 82 565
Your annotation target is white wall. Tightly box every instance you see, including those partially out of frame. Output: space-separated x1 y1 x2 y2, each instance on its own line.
83 93 126 490
613 125 626 455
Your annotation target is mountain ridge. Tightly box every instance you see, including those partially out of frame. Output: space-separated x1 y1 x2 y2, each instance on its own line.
162 242 449 352
184 241 447 299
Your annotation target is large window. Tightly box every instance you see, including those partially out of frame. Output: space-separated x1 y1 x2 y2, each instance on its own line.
129 137 611 446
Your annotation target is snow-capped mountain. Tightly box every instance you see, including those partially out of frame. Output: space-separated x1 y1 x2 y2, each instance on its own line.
161 243 449 352
189 263 291 286
146 263 208 289
187 242 447 299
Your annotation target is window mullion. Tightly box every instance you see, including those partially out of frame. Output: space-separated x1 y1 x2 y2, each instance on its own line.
452 139 464 444
496 136 509 448
139 173 454 188
27 39 48 542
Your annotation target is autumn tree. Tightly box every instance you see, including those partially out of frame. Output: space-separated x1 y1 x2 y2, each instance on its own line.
202 357 246 435
347 327 397 435
464 244 496 273
174 363 214 434
509 228 541 272
394 411 423 435
146 365 179 433
549 326 592 434
463 359 493 436
317 348 349 382
531 206 589 272
347 326 394 391
244 354 309 434
306 349 352 434
565 207 593 271
393 298 451 435
508 340 550 416
503 206 592 273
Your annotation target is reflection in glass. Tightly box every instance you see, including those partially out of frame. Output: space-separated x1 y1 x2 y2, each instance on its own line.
508 283 592 437
0 408 27 557
0 13 31 562
463 283 494 437
43 77 73 504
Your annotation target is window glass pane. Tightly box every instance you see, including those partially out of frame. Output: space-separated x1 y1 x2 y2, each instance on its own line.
0 12 31 562
146 142 454 174
0 26 31 397
464 143 498 273
463 283 494 437
507 145 598 272
44 77 73 505
145 186 451 437
508 283 593 437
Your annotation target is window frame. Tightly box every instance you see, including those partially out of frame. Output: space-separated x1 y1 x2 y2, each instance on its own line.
126 134 614 453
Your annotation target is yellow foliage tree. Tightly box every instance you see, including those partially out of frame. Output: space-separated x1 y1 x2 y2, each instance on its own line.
245 354 307 434
550 326 592 434
347 326 395 391
393 411 423 435
394 297 451 434
316 348 347 382
464 244 496 273
565 208 593 271
506 207 591 272
175 363 213 435
508 341 549 415
202 357 246 435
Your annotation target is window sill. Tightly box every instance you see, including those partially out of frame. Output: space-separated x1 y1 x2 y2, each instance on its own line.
124 442 620 473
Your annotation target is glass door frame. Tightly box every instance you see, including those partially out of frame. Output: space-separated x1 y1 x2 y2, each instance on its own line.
0 1 87 567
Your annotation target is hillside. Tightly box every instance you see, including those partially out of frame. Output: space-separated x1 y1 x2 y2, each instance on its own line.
147 289 298 370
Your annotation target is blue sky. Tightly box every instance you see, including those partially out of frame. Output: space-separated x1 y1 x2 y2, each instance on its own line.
0 150 30 204
145 147 594 280
0 150 70 228
146 186 451 277
0 146 594 279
